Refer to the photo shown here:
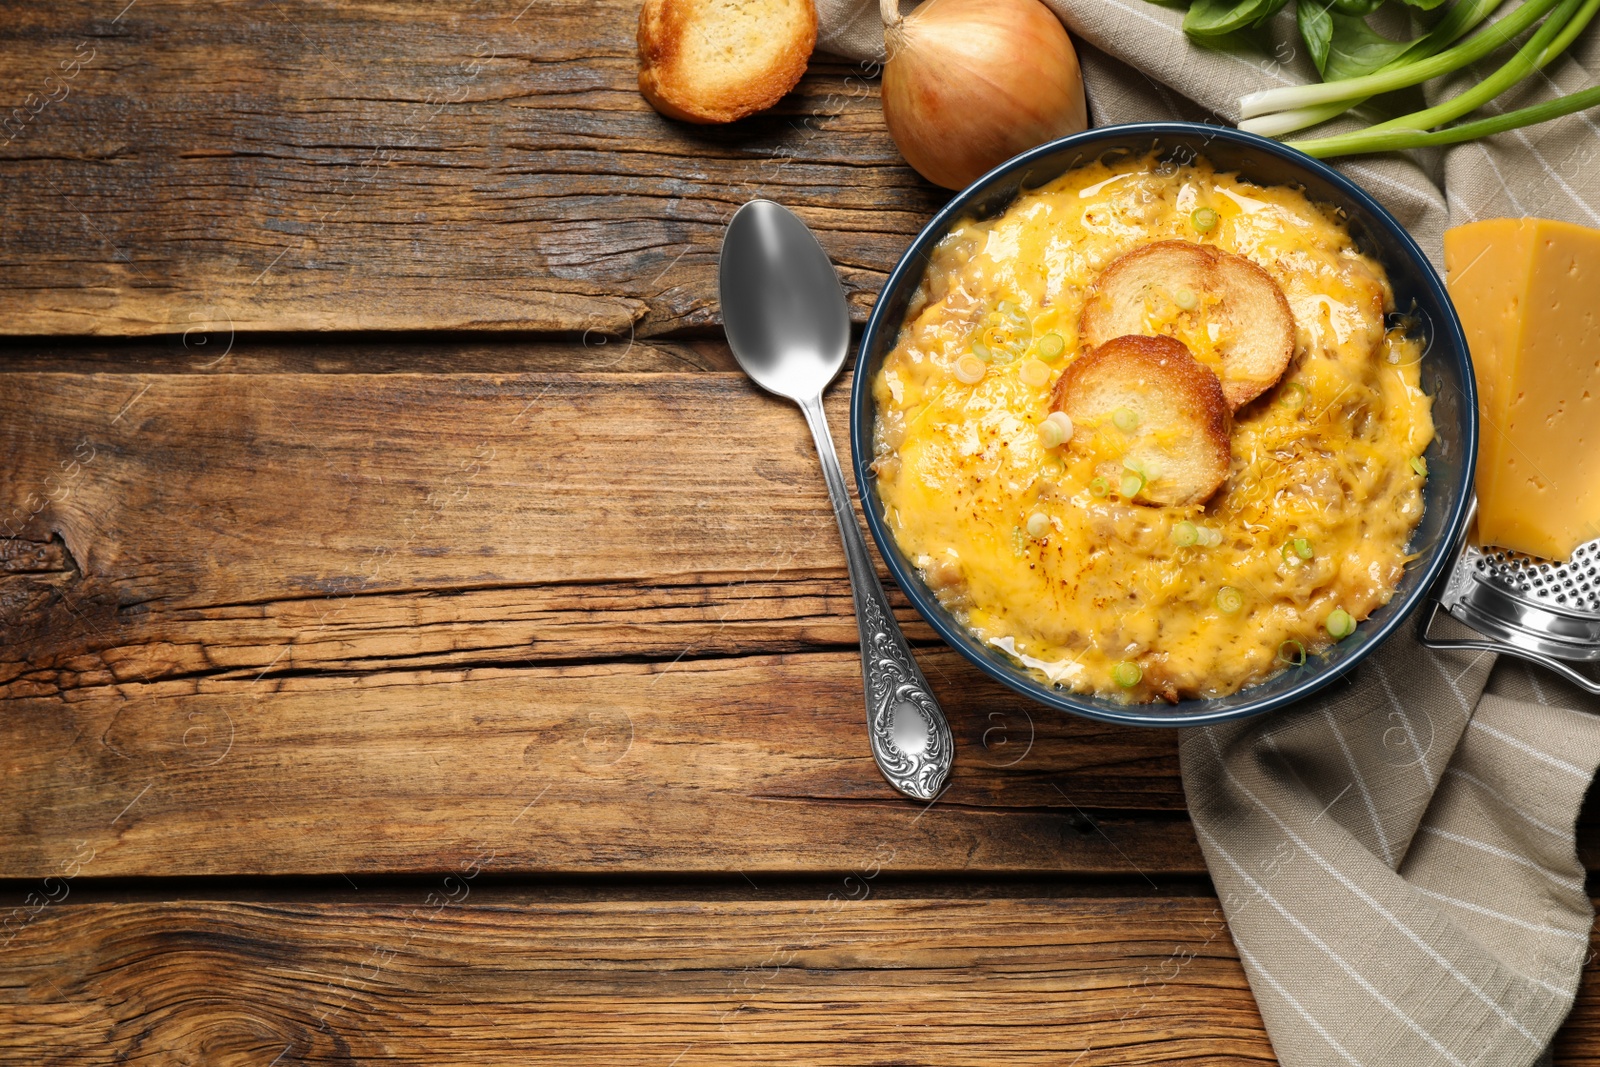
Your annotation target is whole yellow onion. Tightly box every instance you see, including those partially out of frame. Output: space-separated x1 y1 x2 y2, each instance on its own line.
880 0 1088 190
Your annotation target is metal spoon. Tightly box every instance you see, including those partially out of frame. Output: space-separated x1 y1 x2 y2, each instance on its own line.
719 199 953 801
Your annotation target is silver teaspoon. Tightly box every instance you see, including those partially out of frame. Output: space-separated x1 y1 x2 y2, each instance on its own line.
719 199 954 801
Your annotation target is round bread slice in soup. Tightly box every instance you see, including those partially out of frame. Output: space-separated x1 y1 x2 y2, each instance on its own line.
1052 335 1231 507
1079 240 1295 410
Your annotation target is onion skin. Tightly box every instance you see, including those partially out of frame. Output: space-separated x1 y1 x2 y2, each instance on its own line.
881 0 1087 191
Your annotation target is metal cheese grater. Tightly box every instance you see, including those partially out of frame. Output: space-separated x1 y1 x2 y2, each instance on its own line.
1419 503 1600 693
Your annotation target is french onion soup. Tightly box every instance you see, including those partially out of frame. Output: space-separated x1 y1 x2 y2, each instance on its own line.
870 154 1433 702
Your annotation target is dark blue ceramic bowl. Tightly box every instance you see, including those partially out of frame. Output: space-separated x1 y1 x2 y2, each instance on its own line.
850 122 1476 727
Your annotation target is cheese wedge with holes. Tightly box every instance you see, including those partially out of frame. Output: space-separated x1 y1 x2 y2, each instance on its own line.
1445 217 1600 561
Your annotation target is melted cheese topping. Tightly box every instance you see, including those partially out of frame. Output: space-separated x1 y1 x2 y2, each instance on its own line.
871 156 1433 702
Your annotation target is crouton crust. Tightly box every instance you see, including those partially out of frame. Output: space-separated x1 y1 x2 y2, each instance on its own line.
638 0 817 124
1079 240 1296 410
1052 334 1232 507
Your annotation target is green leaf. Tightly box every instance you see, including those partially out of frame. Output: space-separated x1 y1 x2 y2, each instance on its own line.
1322 11 1410 80
1297 0 1335 73
1394 0 1451 8
1331 0 1385 14
1183 0 1289 39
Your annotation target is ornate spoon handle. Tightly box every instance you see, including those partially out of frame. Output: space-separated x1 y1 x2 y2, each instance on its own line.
800 394 954 800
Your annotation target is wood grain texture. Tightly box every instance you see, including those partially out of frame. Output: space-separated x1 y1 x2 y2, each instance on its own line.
5 366 1600 879
0 896 1273 1065
0 0 940 338
0 368 1193 878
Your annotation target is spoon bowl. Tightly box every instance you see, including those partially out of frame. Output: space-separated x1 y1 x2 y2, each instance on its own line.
720 200 852 401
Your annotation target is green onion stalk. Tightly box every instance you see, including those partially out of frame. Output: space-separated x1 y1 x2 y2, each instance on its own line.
1241 0 1505 138
1291 0 1600 156
1241 0 1565 118
1292 81 1600 155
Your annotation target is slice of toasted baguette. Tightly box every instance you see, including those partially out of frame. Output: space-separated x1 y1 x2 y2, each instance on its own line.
638 0 817 124
1079 240 1295 410
1052 334 1231 507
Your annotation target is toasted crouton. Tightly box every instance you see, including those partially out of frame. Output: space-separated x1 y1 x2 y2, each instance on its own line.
638 0 817 124
1052 335 1231 507
1079 240 1295 410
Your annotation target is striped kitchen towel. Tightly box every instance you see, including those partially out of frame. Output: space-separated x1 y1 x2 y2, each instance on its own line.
815 2 1600 1062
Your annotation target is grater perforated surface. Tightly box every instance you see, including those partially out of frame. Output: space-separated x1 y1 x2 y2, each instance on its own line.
1465 539 1600 617
1434 524 1600 668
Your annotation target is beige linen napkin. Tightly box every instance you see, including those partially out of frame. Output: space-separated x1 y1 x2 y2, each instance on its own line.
816 2 1600 1062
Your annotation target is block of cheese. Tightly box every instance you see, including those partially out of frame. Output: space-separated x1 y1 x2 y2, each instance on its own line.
1444 217 1600 561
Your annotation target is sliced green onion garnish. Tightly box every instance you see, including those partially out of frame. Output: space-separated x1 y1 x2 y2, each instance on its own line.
1277 640 1307 667
1326 608 1356 640
1124 454 1161 478
1038 418 1066 450
953 354 987 385
1089 476 1109 498
1111 660 1142 688
1174 286 1198 310
1215 586 1244 614
1036 333 1065 361
1293 537 1314 560
1278 382 1307 410
1026 511 1050 538
1197 526 1222 548
971 340 993 362
1410 455 1428 477
1043 411 1074 447
1172 520 1199 547
1112 407 1139 433
1119 471 1145 498
1018 358 1052 388
1191 207 1219 233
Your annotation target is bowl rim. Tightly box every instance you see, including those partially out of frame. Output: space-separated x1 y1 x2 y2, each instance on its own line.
849 120 1477 728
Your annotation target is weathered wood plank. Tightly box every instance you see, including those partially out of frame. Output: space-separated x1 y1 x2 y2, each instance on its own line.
0 367 967 691
0 368 1193 877
0 896 1273 1064
0 335 744 374
3 368 1590 879
0 646 1199 878
0 0 938 337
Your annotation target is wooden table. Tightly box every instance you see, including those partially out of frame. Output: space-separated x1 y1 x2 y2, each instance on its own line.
2 2 1598 1062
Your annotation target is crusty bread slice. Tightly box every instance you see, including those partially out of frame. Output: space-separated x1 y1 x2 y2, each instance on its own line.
638 0 817 124
1079 240 1295 410
1052 334 1231 507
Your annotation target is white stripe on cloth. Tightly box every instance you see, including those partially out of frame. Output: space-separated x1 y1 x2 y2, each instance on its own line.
1198 824 1478 1065
1323 708 1397 866
1468 142 1529 216
1201 728 1549 1046
1472 94 1600 227
1340 163 1446 217
1087 0 1296 89
1429 643 1479 718
1417 826 1587 892
1468 719 1591 781
1234 941 1367 1067
1443 767 1569 839
1372 657 1435 789
1409 885 1590 949
1522 663 1552 707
